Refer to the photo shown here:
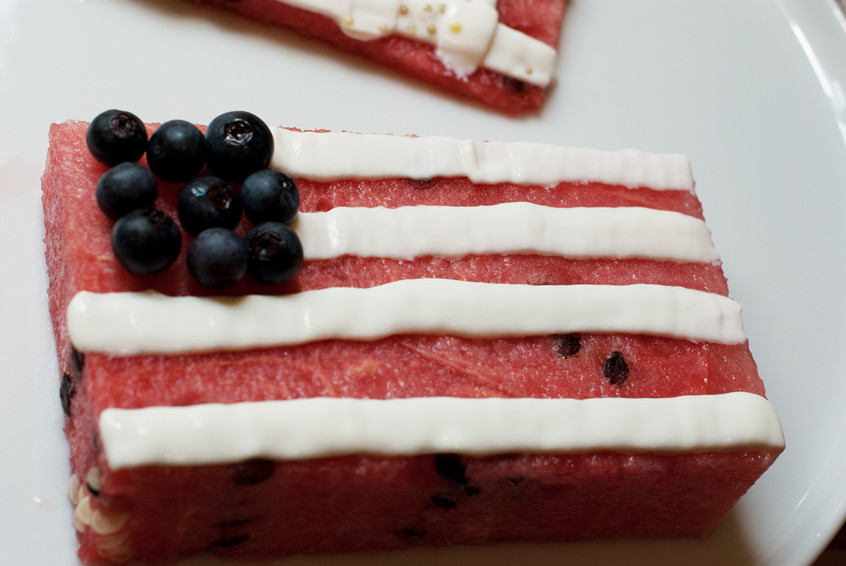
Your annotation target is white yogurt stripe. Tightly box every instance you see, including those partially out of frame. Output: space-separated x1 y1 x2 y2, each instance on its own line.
67 282 745 355
272 129 695 190
484 23 557 85
278 0 556 85
98 392 785 469
295 204 719 263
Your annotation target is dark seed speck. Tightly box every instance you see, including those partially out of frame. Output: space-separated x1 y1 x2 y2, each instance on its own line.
211 534 249 548
86 479 100 497
232 459 275 485
429 495 457 510
603 351 630 386
504 77 528 94
398 527 428 539
554 334 582 358
69 348 85 376
60 372 75 417
411 177 436 189
434 453 468 488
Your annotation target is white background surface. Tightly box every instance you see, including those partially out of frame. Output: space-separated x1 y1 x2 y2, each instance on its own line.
1 0 846 564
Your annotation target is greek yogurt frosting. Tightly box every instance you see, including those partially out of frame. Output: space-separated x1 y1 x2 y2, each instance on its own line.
271 128 695 189
99 393 784 469
294 204 719 262
68 282 745 355
278 0 558 86
71 129 784 467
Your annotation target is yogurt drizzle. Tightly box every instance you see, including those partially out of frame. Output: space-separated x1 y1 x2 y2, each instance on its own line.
99 393 785 470
295 204 719 262
272 128 695 190
277 0 558 86
68 282 745 355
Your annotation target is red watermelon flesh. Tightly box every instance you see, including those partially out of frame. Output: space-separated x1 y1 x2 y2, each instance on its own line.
181 0 567 114
43 121 781 563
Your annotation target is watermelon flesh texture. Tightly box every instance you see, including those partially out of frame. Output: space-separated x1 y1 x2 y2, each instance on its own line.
43 121 780 563
183 0 567 115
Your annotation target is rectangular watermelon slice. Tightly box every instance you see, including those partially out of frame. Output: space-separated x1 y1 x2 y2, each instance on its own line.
42 119 784 564
175 0 566 114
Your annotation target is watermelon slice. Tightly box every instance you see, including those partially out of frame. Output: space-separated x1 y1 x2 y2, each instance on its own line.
42 119 784 564
175 0 567 114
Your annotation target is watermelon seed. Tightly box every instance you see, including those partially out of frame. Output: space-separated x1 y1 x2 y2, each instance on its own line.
434 453 467 488
603 351 630 386
61 347 85 417
411 177 436 189
503 77 528 94
70 347 85 376
60 372 76 417
211 534 249 548
435 454 482 495
85 467 101 497
398 527 428 539
231 458 276 485
428 495 457 510
554 334 582 358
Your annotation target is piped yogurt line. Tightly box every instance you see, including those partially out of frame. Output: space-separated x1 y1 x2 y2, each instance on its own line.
67 282 745 356
295 204 719 262
98 392 785 469
272 128 695 190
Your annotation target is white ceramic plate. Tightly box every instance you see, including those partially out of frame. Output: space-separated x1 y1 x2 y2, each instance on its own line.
2 0 845 564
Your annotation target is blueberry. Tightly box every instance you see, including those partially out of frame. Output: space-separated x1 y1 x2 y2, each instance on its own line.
96 162 157 220
178 176 242 237
111 209 181 275
241 169 299 225
205 111 274 182
146 120 207 182
86 109 148 166
187 228 248 288
245 222 303 284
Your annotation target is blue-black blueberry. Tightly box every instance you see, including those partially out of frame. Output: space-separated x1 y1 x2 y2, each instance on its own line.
186 228 248 288
205 111 274 182
96 162 157 220
86 109 148 166
245 222 303 284
177 176 242 237
146 119 207 183
110 208 181 275
241 169 300 225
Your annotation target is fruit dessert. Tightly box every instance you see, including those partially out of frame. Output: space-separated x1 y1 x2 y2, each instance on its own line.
176 0 566 114
43 110 784 564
